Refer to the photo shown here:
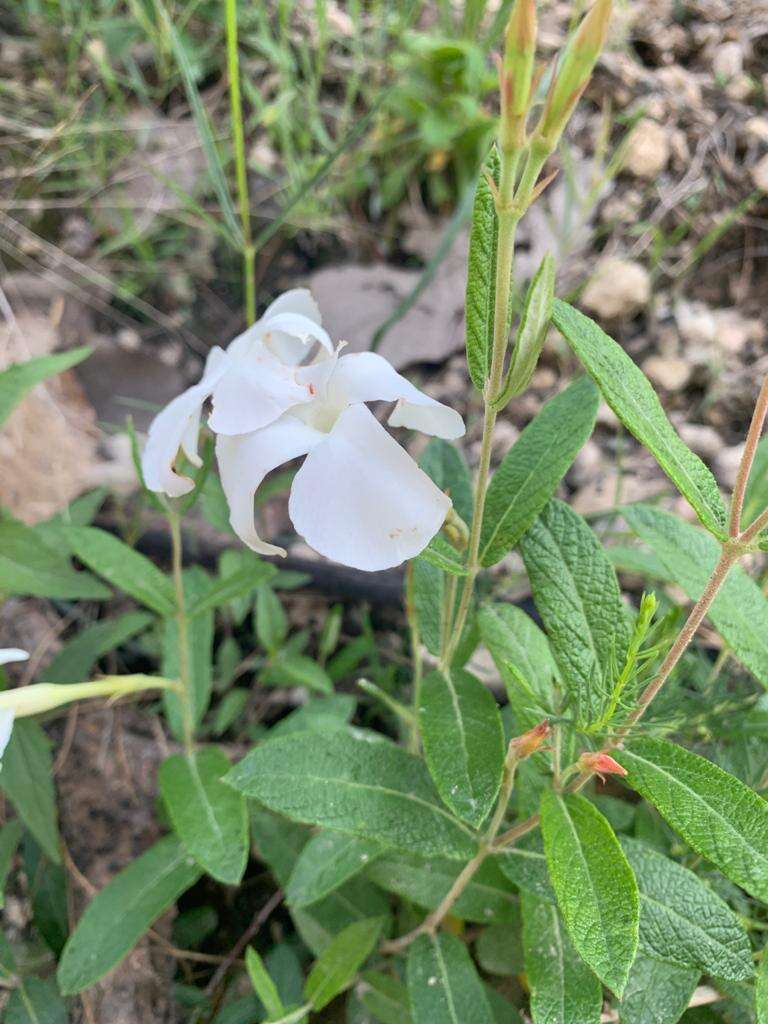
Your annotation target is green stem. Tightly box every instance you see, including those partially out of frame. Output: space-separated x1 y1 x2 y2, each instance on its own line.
225 0 256 325
405 562 423 753
168 508 195 755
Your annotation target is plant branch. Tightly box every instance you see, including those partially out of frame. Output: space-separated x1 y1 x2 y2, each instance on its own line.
168 507 195 756
729 375 768 537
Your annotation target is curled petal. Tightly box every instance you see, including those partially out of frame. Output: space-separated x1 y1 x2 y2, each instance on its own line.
0 710 13 759
262 312 333 361
0 649 29 666
288 404 452 571
209 340 316 436
142 347 228 497
262 287 322 325
216 417 323 556
327 352 465 440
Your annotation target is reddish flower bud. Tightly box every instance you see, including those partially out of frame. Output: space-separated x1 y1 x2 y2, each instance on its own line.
579 750 628 782
510 720 550 760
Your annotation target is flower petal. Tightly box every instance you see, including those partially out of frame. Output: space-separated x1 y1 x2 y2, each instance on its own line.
142 347 228 497
209 340 316 436
216 416 323 556
0 710 14 759
328 352 465 439
0 649 29 666
262 287 322 324
288 404 451 571
228 288 331 366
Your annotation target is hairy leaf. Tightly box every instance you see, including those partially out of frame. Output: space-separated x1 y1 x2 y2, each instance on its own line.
480 377 599 566
286 832 383 908
624 503 768 689
66 526 175 614
521 891 602 1024
305 916 384 1011
160 747 248 885
45 612 153 684
225 730 476 859
420 438 474 526
552 300 726 536
368 853 518 924
407 931 494 1024
6 976 68 1024
619 955 699 1024
465 148 500 390
0 721 59 864
419 668 504 827
540 791 638 995
478 602 557 724
616 738 768 903
359 970 412 1024
495 842 554 904
520 500 630 727
621 837 753 980
57 836 201 994
0 521 110 601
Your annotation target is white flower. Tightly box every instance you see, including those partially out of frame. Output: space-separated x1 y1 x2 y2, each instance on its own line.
142 289 332 497
0 648 29 759
216 350 465 571
141 288 466 571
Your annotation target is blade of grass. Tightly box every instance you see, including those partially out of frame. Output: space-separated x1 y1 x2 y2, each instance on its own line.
154 0 242 247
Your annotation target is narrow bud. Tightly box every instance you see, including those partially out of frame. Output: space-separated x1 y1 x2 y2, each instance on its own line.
500 0 537 150
510 719 550 760
579 750 627 782
538 0 612 147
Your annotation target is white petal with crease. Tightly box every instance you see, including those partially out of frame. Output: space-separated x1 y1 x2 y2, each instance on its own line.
142 346 228 497
327 352 464 439
216 417 323 556
288 404 451 571
0 649 29 666
209 340 315 435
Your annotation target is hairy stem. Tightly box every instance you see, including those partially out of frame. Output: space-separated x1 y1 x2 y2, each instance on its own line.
225 0 255 325
168 509 195 755
729 375 768 537
405 562 422 754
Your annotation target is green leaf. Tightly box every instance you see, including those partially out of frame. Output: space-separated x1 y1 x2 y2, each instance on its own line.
420 439 474 526
0 819 23 907
249 806 308 887
757 944 768 1024
0 521 110 601
407 931 495 1024
480 377 599 566
304 916 384 1011
44 612 153 684
621 837 753 981
65 526 175 615
540 790 639 995
495 841 554 904
57 835 201 994
271 695 355 738
744 435 768 527
286 832 383 908
420 536 468 575
623 503 768 689
292 878 389 957
368 853 518 925
478 602 557 718
476 921 523 977
619 955 700 1024
0 721 59 864
0 346 91 430
519 499 630 727
245 946 284 1019
226 730 476 859
552 300 726 536
498 253 555 401
162 566 214 736
159 747 248 885
412 557 444 657
419 668 504 827
521 891 602 1024
485 986 524 1024
359 970 412 1024
186 562 276 617
615 737 768 903
6 976 68 1024
23 837 67 956
255 585 289 654
262 652 333 695
465 147 500 391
